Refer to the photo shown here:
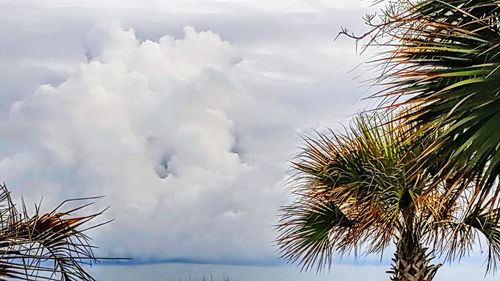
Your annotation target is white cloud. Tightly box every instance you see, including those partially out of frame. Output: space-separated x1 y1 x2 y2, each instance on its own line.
0 22 298 261
0 0 377 268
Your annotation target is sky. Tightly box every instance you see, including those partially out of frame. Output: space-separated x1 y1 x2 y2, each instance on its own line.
0 1 495 280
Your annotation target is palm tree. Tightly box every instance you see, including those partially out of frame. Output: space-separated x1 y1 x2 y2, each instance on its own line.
0 183 106 280
276 114 500 280
352 0 500 212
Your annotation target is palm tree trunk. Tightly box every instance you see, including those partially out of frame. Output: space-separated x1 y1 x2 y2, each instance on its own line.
387 231 441 281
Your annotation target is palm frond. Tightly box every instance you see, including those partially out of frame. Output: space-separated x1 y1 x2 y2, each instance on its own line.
0 183 107 280
359 0 500 207
276 197 353 272
429 206 500 273
276 114 433 271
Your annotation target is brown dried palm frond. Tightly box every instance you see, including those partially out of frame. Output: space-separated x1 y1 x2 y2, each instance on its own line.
0 183 108 280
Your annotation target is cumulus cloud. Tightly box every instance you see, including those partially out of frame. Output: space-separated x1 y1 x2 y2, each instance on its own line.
0 0 376 265
0 22 301 261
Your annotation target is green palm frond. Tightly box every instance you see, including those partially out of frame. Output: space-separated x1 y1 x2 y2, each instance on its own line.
277 198 353 272
430 207 500 273
362 0 500 206
464 209 500 272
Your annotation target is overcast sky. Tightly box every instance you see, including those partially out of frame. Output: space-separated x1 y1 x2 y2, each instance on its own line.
0 1 495 280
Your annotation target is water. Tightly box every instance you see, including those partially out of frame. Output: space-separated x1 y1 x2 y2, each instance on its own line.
89 262 497 281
